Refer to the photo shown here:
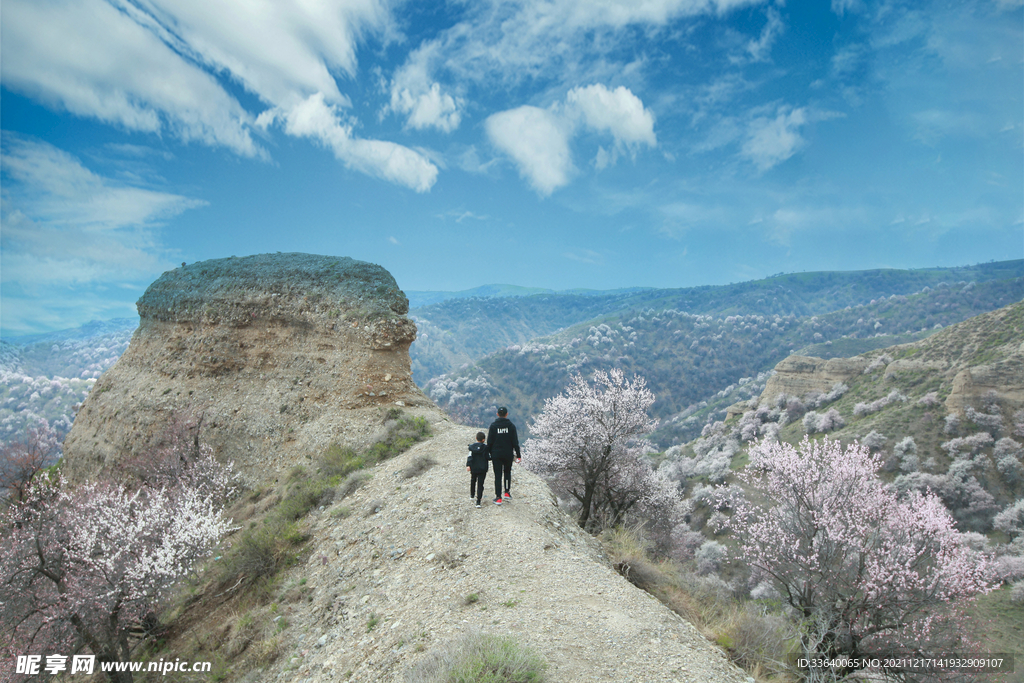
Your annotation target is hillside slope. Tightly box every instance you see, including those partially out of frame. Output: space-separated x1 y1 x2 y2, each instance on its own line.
188 414 752 683
409 261 1024 384
424 277 1024 446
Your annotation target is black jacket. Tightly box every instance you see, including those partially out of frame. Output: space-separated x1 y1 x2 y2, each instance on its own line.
467 442 491 473
487 417 521 461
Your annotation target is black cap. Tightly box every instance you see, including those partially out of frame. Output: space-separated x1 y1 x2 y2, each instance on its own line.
497 406 508 416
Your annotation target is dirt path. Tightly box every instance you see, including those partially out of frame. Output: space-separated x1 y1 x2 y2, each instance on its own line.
255 414 753 683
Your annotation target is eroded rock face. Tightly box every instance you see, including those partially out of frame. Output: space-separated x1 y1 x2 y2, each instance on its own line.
945 351 1024 415
759 301 1024 419
760 355 868 406
63 254 431 484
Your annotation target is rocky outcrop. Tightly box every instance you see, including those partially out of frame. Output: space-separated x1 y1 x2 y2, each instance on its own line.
63 254 432 484
759 355 868 406
758 301 1024 418
944 350 1024 415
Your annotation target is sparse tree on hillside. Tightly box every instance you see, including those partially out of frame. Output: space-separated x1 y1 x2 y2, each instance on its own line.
994 437 1023 485
0 439 233 683
0 418 59 504
725 437 992 680
524 370 677 530
893 436 918 472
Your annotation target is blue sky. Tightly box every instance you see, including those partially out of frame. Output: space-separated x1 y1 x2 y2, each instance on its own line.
1 0 1022 336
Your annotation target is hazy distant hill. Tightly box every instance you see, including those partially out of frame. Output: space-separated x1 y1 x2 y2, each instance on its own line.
0 319 137 442
423 271 1024 446
405 284 651 308
409 261 1024 386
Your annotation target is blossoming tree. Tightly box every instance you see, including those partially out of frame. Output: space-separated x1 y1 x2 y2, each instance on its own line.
524 369 677 530
0 418 60 503
0 438 233 683
726 437 993 680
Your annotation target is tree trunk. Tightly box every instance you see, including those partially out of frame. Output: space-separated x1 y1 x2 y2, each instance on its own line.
577 481 595 528
98 650 133 683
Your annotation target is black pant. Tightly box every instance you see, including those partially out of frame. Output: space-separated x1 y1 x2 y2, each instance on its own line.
493 458 512 498
470 471 487 502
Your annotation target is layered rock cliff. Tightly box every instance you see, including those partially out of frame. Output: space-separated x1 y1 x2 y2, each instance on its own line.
63 254 432 484
759 300 1024 417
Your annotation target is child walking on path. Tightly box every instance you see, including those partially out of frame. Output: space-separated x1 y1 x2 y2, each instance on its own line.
466 432 491 508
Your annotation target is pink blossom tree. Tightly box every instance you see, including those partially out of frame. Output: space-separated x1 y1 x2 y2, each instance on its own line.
725 437 992 679
0 445 233 683
524 370 676 530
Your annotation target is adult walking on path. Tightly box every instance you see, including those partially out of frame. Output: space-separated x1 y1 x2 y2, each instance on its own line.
487 406 521 505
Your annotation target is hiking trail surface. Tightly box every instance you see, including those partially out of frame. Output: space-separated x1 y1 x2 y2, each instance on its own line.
230 412 754 682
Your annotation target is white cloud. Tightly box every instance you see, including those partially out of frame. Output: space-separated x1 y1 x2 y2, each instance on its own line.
830 0 863 16
279 94 438 192
386 44 463 132
485 106 574 196
0 136 203 294
391 81 462 132
1 0 262 157
487 84 656 194
1 0 444 191
127 0 390 108
741 106 808 172
567 84 657 149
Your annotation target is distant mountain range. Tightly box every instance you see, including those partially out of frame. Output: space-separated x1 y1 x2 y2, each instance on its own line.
412 261 1024 444
2 260 1021 451
404 284 653 308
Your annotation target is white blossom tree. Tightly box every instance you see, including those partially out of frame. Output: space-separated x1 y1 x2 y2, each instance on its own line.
0 441 233 683
524 370 676 530
724 437 993 680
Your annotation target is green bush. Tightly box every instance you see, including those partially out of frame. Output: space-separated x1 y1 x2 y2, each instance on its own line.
220 517 305 586
320 413 432 475
405 633 547 683
319 445 364 478
278 479 335 520
366 416 433 463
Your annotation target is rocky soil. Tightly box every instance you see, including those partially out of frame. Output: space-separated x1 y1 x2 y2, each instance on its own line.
219 413 753 683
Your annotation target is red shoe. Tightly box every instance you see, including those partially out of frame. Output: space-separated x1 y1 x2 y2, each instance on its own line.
493 497 502 505
503 492 511 500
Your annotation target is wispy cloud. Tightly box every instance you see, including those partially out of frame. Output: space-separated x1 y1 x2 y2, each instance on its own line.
385 42 463 133
743 6 784 62
393 0 768 92
0 135 204 334
0 0 440 191
741 105 808 172
0 0 262 157
564 249 604 265
437 210 490 223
